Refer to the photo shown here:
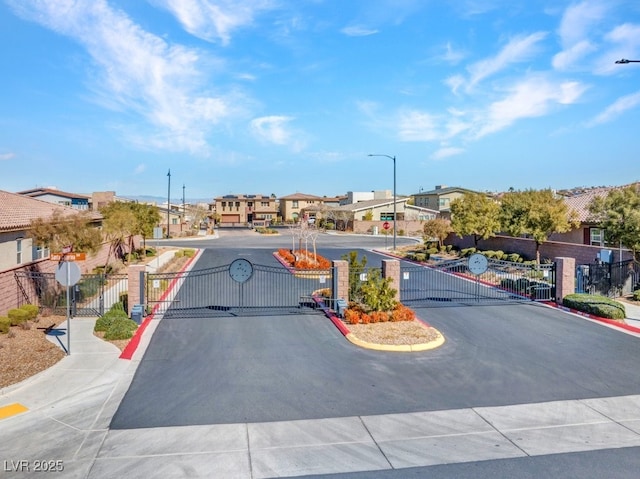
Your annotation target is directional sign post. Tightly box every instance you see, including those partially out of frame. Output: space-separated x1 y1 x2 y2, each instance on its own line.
55 261 82 355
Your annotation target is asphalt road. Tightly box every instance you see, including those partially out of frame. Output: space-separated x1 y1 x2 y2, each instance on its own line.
112 234 640 430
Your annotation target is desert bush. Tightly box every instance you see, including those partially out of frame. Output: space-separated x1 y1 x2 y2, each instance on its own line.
94 308 129 332
369 311 390 323
506 253 521 263
0 316 10 334
20 304 39 321
391 304 416 322
360 269 398 313
414 253 427 262
563 293 626 320
182 249 196 257
104 318 138 340
633 289 640 301
7 308 29 326
344 308 361 325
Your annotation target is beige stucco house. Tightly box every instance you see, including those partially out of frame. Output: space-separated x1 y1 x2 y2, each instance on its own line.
214 194 278 226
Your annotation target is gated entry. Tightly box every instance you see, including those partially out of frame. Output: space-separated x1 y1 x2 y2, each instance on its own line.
400 257 555 306
146 261 334 318
14 270 128 316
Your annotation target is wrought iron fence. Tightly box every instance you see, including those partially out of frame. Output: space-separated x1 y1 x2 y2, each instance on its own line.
576 260 640 297
14 271 128 316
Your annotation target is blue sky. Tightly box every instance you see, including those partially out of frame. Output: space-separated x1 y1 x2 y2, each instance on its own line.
1 0 640 200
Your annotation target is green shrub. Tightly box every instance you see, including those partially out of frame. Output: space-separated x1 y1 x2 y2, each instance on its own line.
7 308 29 326
633 290 640 301
104 318 138 340
426 248 438 255
460 247 476 257
20 304 39 321
181 248 195 258
94 308 129 332
563 293 626 320
506 253 521 263
118 293 128 313
0 316 10 334
414 253 426 262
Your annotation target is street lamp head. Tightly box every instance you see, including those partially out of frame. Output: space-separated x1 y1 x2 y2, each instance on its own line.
616 59 630 64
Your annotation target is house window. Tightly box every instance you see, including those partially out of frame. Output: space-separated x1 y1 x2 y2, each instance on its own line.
590 228 604 246
261 201 269 207
34 244 49 260
221 201 226 207
438 198 450 208
235 202 240 208
248 202 253 207
16 238 23 264
172 218 178 225
292 200 299 208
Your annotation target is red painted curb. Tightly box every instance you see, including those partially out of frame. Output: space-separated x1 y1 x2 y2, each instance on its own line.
547 302 640 334
119 250 202 360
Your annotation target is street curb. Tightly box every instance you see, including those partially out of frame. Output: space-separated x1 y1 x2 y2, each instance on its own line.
119 249 203 360
546 302 640 334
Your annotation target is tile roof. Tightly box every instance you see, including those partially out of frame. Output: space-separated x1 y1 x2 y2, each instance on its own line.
17 187 91 200
279 192 325 201
0 190 84 231
563 188 615 223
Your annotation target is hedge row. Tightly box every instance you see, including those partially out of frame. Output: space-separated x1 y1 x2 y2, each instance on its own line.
0 304 40 334
562 293 626 320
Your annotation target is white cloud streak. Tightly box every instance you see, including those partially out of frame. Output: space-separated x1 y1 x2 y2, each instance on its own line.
0 153 16 161
249 115 306 151
465 32 548 90
152 0 275 45
7 0 240 156
587 91 640 126
341 25 379 37
475 76 587 137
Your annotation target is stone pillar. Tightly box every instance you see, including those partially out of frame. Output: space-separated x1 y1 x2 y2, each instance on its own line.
332 260 349 302
127 264 146 315
554 257 575 304
382 259 401 302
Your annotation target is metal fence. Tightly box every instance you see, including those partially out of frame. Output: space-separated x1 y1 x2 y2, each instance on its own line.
576 260 640 297
14 271 128 316
400 258 555 306
146 263 334 318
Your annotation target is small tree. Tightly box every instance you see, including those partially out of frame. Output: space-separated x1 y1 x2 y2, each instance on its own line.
500 189 579 264
422 218 453 249
360 269 398 312
29 210 102 255
450 192 501 247
588 185 640 261
342 251 367 303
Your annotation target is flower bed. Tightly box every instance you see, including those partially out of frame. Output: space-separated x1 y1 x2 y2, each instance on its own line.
277 248 331 269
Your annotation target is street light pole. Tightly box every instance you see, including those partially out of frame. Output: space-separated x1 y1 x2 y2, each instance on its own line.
166 169 171 239
368 154 397 251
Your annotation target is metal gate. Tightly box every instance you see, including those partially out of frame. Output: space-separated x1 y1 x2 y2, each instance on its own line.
400 258 555 306
576 260 640 297
146 262 334 318
14 271 128 316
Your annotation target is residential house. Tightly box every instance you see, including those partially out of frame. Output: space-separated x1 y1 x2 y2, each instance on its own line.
279 193 340 222
0 190 107 315
319 197 438 235
412 185 477 213
340 190 392 206
18 187 91 210
214 194 278 226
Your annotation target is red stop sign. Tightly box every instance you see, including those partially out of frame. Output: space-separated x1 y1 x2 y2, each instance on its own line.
382 221 390 230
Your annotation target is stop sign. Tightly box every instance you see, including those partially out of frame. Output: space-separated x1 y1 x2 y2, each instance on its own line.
382 221 390 230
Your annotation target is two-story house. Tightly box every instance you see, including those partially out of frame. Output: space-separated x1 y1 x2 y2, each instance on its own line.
18 187 91 210
279 193 327 222
412 185 477 213
214 194 278 226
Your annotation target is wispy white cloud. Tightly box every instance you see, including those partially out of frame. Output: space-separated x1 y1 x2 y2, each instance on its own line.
249 115 306 151
596 23 640 75
440 42 466 65
6 0 243 156
340 25 378 37
431 146 465 160
465 32 548 90
396 109 470 142
474 75 587 137
152 0 275 45
134 164 146 174
553 1 609 71
587 90 640 126
0 153 15 161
